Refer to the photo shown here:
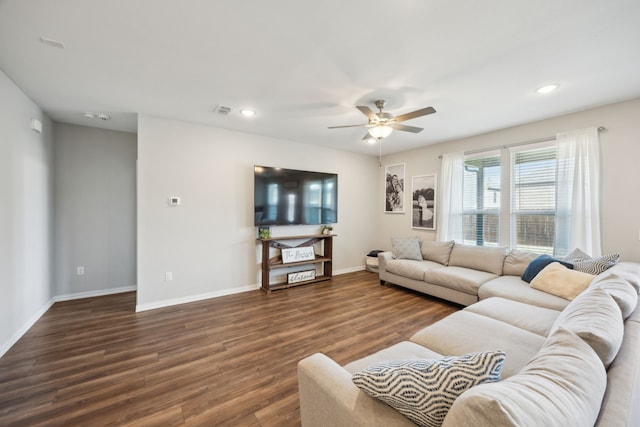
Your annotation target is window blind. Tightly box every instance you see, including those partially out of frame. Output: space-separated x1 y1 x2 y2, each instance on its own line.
463 152 500 246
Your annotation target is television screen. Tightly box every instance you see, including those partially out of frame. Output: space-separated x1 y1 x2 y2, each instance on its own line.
254 165 338 226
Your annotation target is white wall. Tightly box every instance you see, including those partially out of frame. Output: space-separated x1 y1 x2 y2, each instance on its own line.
53 123 137 298
136 115 379 310
0 70 54 356
377 97 640 262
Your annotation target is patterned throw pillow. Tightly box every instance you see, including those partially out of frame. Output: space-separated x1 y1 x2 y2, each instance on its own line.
391 236 423 261
352 351 505 427
564 248 620 275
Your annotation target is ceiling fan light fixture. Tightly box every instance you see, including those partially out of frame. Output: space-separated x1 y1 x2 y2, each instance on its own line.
369 124 393 139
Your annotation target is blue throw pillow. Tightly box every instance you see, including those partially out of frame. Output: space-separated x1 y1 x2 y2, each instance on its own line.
521 254 574 283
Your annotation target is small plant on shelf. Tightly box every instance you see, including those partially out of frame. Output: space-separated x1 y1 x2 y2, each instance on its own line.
258 226 271 239
321 225 333 235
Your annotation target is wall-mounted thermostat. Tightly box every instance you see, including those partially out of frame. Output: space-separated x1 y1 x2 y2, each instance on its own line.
168 196 181 206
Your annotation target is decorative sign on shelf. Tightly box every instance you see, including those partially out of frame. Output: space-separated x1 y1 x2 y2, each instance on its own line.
281 246 315 264
288 269 316 284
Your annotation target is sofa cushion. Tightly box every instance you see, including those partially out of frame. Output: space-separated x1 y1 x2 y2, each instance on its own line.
352 351 505 427
391 236 423 261
464 297 561 337
420 240 454 265
478 275 571 311
564 248 620 275
344 341 443 375
521 254 574 283
448 244 507 275
550 287 623 368
530 262 594 300
589 273 638 319
442 327 607 427
386 259 443 281
595 321 640 427
410 311 545 378
591 262 640 295
424 267 497 295
502 249 537 277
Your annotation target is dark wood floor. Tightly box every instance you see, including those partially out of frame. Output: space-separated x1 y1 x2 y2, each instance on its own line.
0 271 459 426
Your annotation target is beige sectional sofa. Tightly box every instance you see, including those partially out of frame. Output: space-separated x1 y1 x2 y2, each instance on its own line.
297 242 640 426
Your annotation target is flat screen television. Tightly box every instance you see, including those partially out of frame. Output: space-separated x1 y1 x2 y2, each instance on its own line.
254 165 338 226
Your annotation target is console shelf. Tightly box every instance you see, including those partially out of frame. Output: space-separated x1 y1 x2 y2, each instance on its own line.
257 234 334 292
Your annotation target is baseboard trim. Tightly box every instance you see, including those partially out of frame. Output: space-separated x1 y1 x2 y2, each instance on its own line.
135 284 261 312
334 265 366 275
0 298 55 359
54 286 137 302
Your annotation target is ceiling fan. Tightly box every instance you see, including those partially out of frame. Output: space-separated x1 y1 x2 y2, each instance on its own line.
328 100 436 141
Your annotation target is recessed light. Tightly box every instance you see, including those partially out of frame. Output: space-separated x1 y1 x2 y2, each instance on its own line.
240 108 256 117
535 84 559 94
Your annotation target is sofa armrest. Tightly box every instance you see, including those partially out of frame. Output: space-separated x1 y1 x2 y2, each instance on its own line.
378 251 394 283
297 353 414 427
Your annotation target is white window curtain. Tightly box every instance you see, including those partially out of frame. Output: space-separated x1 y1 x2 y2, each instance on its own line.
554 127 602 257
437 151 465 242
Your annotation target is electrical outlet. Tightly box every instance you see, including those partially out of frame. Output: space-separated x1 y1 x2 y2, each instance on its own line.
77 266 85 275
165 272 173 281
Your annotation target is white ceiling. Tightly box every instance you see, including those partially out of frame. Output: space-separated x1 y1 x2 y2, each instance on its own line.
1 0 639 155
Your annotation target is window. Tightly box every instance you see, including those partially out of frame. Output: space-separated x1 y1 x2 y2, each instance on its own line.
463 152 501 246
463 142 559 254
510 145 557 255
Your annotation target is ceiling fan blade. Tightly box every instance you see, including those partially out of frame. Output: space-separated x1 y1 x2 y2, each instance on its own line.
356 106 379 121
328 123 367 129
392 124 423 133
362 131 373 140
393 106 436 123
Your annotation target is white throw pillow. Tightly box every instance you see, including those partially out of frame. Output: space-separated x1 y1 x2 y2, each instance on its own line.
530 262 594 300
391 236 423 261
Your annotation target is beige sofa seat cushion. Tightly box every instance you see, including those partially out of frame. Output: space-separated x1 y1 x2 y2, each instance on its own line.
550 287 624 368
410 311 545 378
478 275 571 311
344 341 443 374
420 240 454 265
502 249 538 277
385 259 443 281
464 297 561 337
443 327 607 427
448 244 507 275
424 266 497 295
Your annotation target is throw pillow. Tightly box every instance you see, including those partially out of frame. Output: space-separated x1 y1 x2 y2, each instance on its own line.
564 249 620 275
391 236 423 261
420 240 455 265
352 350 505 427
530 262 594 300
521 254 573 283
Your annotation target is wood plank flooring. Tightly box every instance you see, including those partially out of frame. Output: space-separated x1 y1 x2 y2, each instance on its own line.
0 271 459 426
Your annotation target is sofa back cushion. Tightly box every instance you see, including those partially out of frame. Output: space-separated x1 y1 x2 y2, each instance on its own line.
590 273 638 319
550 287 624 368
502 249 537 276
448 244 507 275
442 327 607 427
420 240 454 265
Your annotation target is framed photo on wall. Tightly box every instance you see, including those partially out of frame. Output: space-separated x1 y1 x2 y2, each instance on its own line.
411 174 436 229
385 163 405 213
